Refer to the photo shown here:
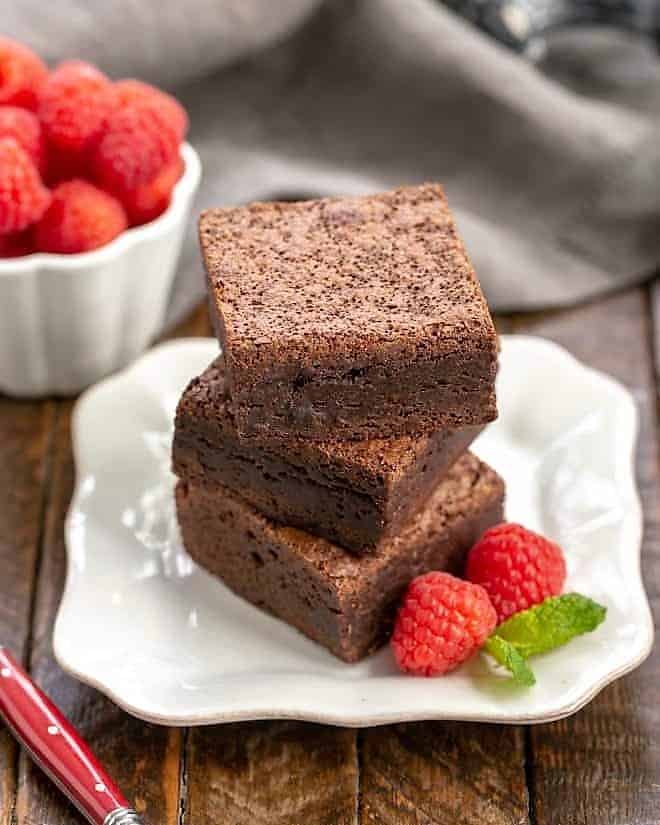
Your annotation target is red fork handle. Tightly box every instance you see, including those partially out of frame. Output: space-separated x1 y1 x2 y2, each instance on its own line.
0 647 143 825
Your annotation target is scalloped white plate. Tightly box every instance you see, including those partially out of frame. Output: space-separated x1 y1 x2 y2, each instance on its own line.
55 336 654 727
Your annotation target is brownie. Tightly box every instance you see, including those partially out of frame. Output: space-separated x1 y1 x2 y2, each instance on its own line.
199 183 498 441
173 358 483 553
175 453 505 663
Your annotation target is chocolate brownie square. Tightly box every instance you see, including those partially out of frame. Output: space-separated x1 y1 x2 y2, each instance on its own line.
173 358 482 553
199 183 498 441
175 453 505 663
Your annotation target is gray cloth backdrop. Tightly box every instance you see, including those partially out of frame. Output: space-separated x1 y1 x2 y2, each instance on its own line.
6 0 660 322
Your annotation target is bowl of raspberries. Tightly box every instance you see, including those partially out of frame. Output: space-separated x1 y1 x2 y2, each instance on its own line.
0 37 201 397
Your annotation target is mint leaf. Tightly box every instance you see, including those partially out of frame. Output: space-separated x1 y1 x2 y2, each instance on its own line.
483 636 536 686
496 593 607 658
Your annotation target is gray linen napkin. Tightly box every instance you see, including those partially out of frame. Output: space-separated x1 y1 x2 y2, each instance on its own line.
6 0 660 320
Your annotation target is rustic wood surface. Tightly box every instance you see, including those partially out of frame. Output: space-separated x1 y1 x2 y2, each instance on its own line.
0 286 658 825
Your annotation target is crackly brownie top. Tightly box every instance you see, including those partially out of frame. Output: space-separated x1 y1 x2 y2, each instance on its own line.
199 184 496 371
176 358 458 485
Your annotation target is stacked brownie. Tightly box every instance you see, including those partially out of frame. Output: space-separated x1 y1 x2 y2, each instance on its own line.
173 183 505 663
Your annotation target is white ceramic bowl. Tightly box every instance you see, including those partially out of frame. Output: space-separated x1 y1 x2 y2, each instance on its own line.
0 143 201 397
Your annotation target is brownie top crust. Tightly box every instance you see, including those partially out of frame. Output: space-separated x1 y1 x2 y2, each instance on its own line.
200 184 497 377
177 357 479 490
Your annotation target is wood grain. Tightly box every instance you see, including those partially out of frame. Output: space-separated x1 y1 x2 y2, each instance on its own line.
0 397 56 825
360 723 529 825
13 403 182 825
185 721 358 825
512 289 660 825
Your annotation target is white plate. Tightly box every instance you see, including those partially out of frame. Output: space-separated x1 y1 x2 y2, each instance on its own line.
55 336 654 727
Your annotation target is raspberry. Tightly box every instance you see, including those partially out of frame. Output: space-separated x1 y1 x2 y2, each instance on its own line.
92 101 180 193
114 79 188 141
120 156 183 226
465 523 567 623
0 138 51 233
0 228 34 258
43 144 86 186
35 179 127 254
0 107 47 173
0 37 47 110
391 572 497 676
38 60 116 154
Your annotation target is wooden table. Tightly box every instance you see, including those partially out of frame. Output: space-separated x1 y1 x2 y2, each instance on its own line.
0 285 658 825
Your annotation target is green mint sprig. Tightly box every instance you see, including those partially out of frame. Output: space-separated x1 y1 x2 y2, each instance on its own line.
483 635 536 686
496 593 607 657
483 593 607 686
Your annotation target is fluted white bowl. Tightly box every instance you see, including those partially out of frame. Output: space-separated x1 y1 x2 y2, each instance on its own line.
0 143 201 397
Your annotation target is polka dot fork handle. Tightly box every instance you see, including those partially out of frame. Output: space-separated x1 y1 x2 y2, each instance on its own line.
0 647 144 825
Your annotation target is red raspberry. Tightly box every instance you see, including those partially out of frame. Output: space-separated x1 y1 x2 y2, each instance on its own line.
465 523 567 623
0 138 51 234
38 60 116 154
120 156 183 226
92 101 180 193
391 572 497 676
35 179 127 254
114 79 188 141
43 144 86 186
0 37 47 110
0 228 34 258
0 107 47 173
